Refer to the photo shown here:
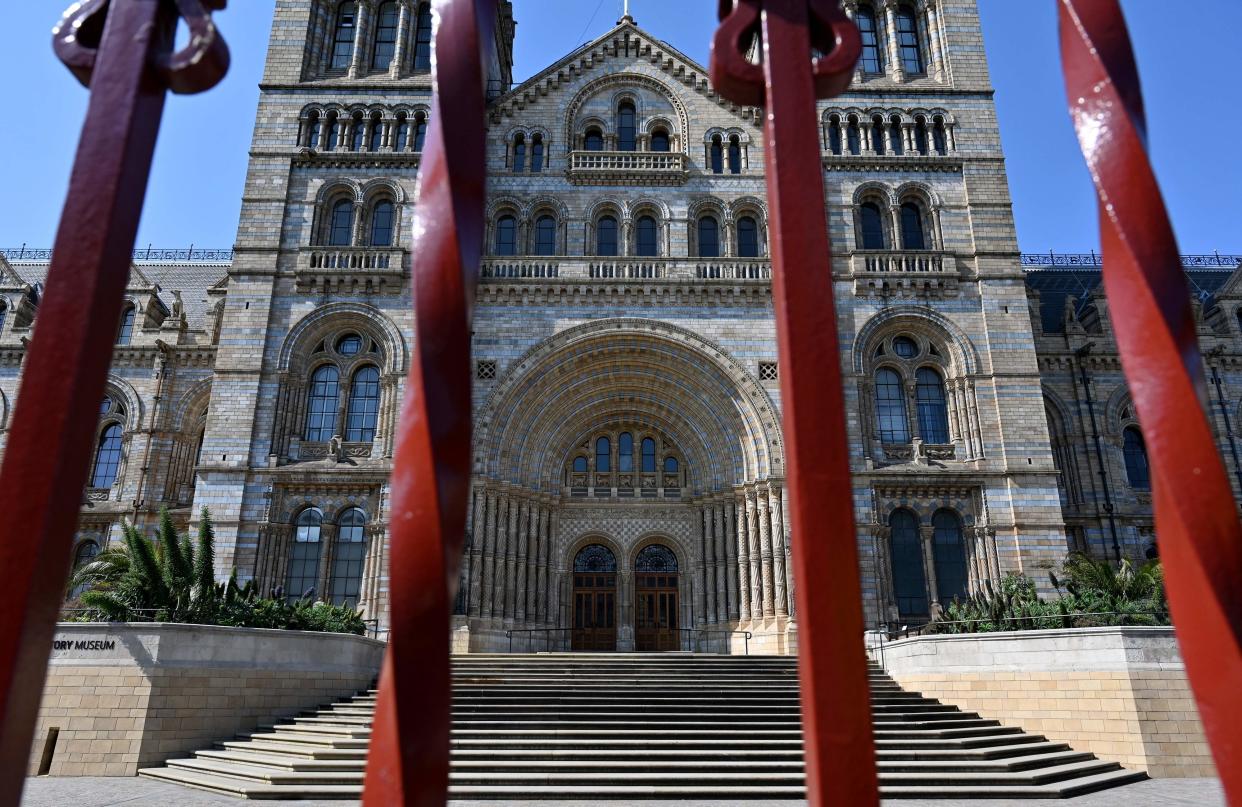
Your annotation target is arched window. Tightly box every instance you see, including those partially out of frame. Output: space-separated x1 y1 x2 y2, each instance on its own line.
617 101 637 151
584 127 604 151
730 215 759 258
896 6 924 74
651 128 670 152
875 367 910 443
572 456 588 473
350 115 366 151
330 508 367 606
368 116 385 151
325 112 339 150
596 215 618 256
710 135 724 174
329 199 354 246
337 333 362 356
91 423 123 488
116 306 136 346
534 215 557 255
859 202 887 250
857 5 883 74
893 336 918 358
932 510 968 603
664 456 679 473
370 201 395 246
330 2 357 70
697 217 720 258
494 215 517 256
1123 426 1151 490
915 367 950 443
574 544 617 573
932 116 948 154
635 544 678 572
828 118 842 155
346 366 380 442
0 302 8 334
871 117 886 155
890 509 928 619
74 540 99 570
914 118 929 155
531 134 544 172
618 432 634 472
889 116 904 156
728 135 742 173
371 2 398 70
392 113 407 151
412 2 433 70
596 436 611 472
641 437 656 472
636 215 658 257
900 202 926 250
512 133 526 172
306 111 321 149
413 112 428 151
846 118 861 155
287 508 323 602
304 365 340 442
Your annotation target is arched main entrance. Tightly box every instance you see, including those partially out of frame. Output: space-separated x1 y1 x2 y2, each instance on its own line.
634 544 679 651
572 544 617 651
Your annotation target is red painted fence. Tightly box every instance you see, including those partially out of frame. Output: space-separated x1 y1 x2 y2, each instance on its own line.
0 1 1236 806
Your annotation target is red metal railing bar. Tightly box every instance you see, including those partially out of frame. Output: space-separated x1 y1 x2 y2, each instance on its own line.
1059 1 1242 802
0 1 228 803
710 1 878 804
361 0 493 804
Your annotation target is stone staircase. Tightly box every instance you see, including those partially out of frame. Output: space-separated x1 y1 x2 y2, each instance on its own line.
139 653 1146 800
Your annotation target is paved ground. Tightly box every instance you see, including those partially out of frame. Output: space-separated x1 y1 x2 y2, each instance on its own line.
20 776 1225 807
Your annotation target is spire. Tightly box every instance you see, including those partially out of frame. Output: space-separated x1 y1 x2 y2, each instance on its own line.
619 0 634 24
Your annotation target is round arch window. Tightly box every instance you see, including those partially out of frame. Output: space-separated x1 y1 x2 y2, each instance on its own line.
892 336 919 358
337 333 363 356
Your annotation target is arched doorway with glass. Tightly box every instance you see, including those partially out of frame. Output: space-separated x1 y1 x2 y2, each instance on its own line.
571 543 617 651
633 543 680 651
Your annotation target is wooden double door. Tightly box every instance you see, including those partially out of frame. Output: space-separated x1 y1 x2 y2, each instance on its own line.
634 572 679 651
571 572 616 651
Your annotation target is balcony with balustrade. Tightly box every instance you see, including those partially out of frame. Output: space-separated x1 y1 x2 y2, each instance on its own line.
566 151 689 186
296 246 407 294
849 250 959 296
480 256 772 283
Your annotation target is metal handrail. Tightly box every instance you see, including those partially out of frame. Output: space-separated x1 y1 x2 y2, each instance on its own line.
1020 251 1241 269
505 627 573 653
674 627 753 655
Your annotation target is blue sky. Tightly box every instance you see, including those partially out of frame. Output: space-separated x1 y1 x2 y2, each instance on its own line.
0 1 1237 255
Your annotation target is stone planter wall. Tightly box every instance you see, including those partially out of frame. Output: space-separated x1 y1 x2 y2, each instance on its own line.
28 623 385 776
873 626 1214 778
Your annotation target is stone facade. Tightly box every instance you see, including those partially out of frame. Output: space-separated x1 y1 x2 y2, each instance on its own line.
27 623 383 776
7 0 1241 651
876 627 1216 778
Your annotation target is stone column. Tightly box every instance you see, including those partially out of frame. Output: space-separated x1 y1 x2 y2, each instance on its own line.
925 2 945 81
735 494 751 621
535 504 548 623
514 500 529 622
468 486 485 616
481 490 498 619
757 491 774 618
525 503 539 622
747 489 763 619
873 524 894 623
695 504 708 625
713 503 728 623
769 485 788 617
882 0 905 82
348 1 371 79
317 524 338 602
703 504 717 623
782 485 795 619
317 116 332 151
390 0 411 78
920 523 940 612
503 495 518 620
547 510 560 627
724 502 739 621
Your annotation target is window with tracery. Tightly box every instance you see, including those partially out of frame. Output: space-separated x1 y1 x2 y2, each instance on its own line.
567 428 685 497
298 330 385 449
287 508 323 602
574 544 617 573
330 507 367 606
635 544 678 572
869 332 961 459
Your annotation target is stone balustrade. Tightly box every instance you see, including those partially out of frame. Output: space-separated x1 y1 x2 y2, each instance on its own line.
567 151 689 185
481 257 772 282
296 246 407 293
851 250 955 274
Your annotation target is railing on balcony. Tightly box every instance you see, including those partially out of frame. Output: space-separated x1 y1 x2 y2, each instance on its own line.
567 151 689 185
1020 252 1242 269
851 250 955 274
480 256 773 282
296 247 406 293
303 247 403 271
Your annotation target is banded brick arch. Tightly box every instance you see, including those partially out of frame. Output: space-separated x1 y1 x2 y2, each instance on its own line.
474 319 785 492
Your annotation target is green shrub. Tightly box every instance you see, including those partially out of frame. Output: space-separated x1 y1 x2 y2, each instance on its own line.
66 508 365 636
